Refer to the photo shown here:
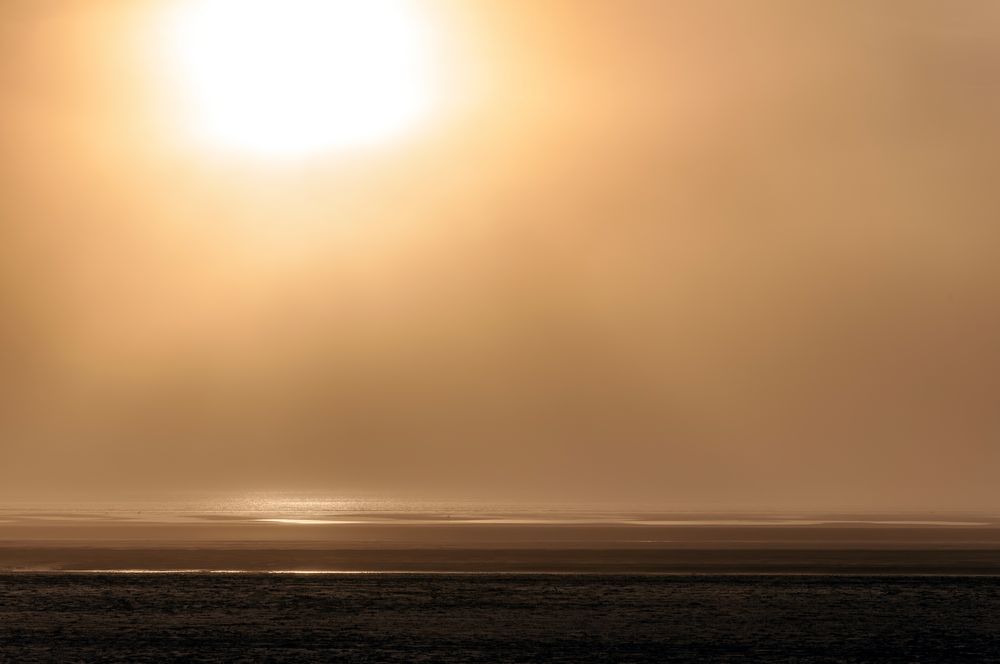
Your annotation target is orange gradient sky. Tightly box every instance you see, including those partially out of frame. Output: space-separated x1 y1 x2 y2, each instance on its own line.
1 0 998 509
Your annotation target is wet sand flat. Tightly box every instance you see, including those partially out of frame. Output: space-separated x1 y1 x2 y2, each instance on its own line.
3 518 1000 548
3 546 1000 574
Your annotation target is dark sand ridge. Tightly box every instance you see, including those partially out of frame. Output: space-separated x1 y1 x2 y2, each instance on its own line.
4 546 1000 574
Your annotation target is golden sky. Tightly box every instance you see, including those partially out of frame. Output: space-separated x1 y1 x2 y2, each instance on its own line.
1 0 998 508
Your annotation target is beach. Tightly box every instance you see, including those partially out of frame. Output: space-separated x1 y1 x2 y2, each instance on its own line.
3 573 999 662
3 503 1000 660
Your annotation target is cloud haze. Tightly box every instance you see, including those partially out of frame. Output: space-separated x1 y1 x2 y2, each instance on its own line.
1 0 998 508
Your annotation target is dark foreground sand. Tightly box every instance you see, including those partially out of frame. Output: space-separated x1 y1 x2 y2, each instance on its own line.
4 517 1000 661
2 573 999 662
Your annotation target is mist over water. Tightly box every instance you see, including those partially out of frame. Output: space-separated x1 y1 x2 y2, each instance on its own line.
2 1 999 511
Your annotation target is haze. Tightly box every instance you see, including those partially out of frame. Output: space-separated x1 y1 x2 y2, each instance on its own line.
1 0 998 511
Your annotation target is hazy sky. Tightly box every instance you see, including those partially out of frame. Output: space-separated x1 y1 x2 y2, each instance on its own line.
1 0 998 509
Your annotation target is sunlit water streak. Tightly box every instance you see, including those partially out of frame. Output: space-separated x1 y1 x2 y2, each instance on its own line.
0 495 995 528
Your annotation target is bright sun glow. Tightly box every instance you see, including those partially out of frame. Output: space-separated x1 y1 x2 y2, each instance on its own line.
165 0 435 156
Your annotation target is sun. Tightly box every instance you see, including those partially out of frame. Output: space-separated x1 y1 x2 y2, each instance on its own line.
163 0 435 157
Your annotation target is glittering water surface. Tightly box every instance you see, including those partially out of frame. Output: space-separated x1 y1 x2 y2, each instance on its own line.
3 495 1000 574
0 494 995 527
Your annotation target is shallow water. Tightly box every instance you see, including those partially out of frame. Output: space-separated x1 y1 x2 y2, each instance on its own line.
2 573 999 662
2 497 998 554
1 495 996 528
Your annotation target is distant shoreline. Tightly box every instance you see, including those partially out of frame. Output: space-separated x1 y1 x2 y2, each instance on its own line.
3 547 1000 575
6 571 1000 578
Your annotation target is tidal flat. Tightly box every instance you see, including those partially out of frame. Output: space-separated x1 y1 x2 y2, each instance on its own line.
2 573 999 662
